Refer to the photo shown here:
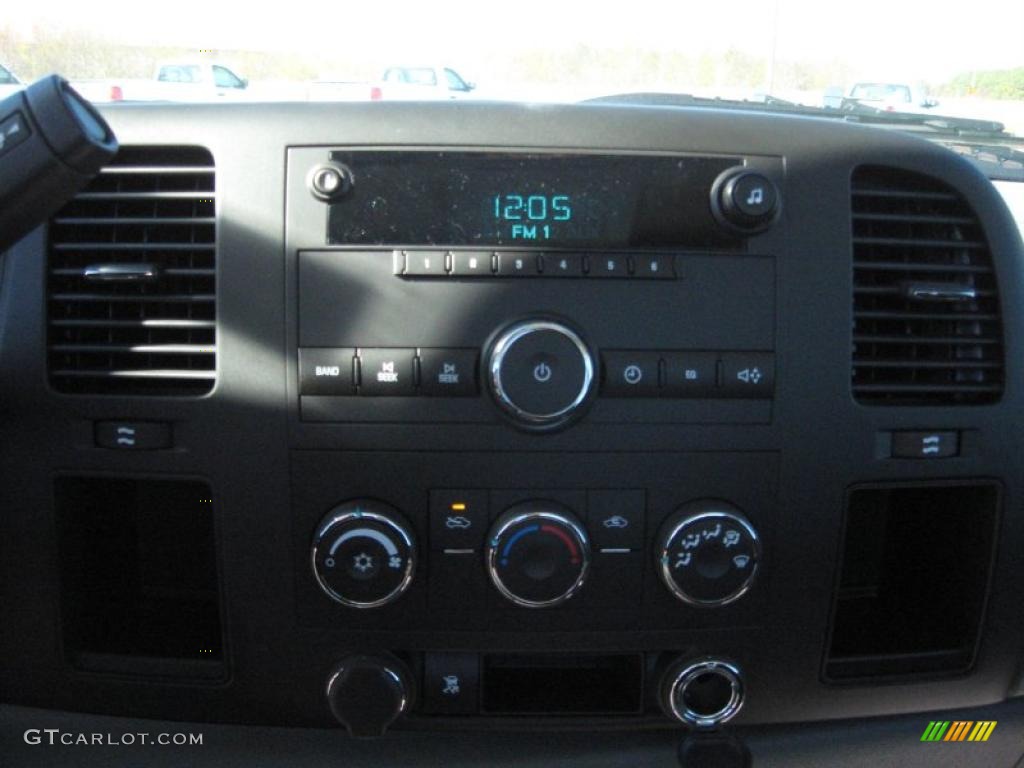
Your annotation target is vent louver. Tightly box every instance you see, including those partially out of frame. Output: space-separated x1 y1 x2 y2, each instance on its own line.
851 166 1003 405
47 146 216 395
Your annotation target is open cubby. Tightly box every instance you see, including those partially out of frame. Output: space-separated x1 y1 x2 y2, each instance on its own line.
824 482 998 681
55 476 225 680
482 653 643 715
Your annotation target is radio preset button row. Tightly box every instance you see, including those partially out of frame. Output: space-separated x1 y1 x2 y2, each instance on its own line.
603 350 774 399
299 348 478 397
396 250 675 280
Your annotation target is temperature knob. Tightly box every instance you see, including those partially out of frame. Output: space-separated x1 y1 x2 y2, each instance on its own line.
311 500 416 609
656 500 760 606
486 502 590 608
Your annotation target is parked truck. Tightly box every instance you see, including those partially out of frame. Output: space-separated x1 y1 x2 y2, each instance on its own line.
70 61 251 103
307 66 476 102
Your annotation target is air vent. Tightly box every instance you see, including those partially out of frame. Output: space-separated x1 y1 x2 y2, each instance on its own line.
851 166 1003 404
47 146 215 395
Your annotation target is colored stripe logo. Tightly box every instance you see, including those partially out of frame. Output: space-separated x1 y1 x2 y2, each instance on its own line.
921 721 997 742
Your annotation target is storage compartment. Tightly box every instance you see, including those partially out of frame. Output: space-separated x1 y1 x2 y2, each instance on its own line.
55 477 225 680
824 482 998 681
482 654 642 714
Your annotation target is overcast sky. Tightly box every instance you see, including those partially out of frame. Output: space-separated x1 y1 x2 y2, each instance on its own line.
6 0 1023 82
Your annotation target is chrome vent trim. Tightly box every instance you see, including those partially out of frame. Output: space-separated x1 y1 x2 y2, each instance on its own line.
851 166 1003 405
47 146 216 396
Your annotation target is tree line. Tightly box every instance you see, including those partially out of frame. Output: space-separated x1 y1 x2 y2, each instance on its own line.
1 25 1021 100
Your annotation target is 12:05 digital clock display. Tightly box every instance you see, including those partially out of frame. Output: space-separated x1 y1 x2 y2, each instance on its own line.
326 151 739 249
492 194 572 241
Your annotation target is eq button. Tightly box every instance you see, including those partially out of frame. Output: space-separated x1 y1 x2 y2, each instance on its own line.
664 352 717 397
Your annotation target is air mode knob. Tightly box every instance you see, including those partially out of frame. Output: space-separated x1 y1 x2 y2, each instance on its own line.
486 502 591 607
326 654 413 738
656 500 760 606
487 319 596 430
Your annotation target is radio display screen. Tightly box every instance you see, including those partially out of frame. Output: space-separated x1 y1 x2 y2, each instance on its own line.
326 151 740 249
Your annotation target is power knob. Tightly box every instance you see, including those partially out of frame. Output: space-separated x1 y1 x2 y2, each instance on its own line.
487 319 596 430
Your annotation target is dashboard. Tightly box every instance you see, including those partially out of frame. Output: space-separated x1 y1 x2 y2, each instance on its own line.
2 100 1024 765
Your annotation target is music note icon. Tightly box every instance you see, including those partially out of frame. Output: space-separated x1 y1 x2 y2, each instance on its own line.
745 187 764 206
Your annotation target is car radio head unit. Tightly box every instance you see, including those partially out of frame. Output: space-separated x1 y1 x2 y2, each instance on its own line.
322 151 743 249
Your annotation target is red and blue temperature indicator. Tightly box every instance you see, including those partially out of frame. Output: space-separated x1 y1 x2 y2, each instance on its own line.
498 522 582 568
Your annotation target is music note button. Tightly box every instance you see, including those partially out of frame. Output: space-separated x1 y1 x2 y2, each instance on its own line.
732 173 777 219
714 169 779 234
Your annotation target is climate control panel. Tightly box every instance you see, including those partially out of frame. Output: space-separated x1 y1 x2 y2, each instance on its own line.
308 493 762 616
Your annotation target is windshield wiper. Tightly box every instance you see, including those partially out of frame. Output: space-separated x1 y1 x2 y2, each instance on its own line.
585 92 1016 140
584 91 817 113
583 92 1024 180
836 99 1009 139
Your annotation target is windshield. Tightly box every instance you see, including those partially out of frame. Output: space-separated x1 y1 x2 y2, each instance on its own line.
1 0 1022 136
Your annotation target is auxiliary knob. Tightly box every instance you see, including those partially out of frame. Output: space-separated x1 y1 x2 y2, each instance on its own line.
326 654 413 738
486 502 590 607
711 168 779 234
311 500 416 608
656 500 760 606
487 319 596 430
660 657 745 728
